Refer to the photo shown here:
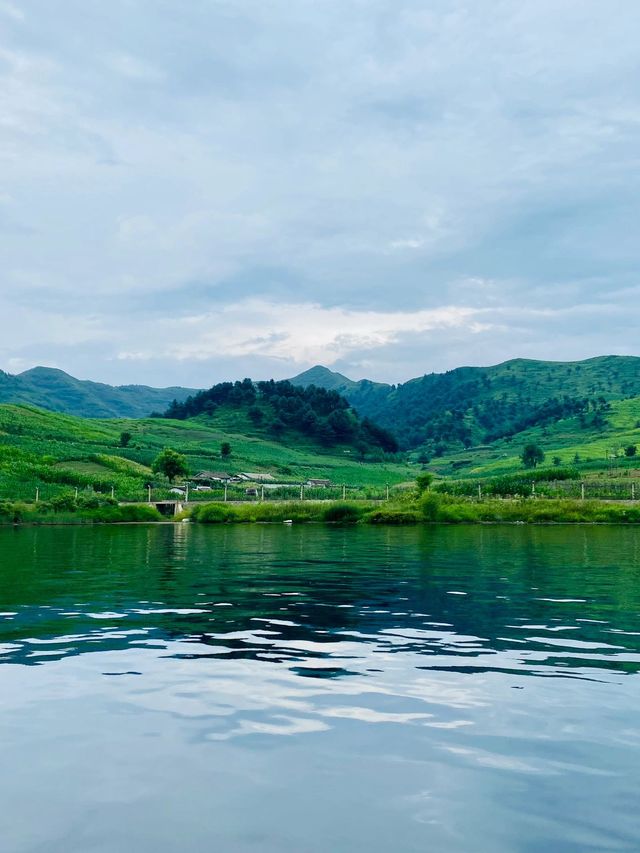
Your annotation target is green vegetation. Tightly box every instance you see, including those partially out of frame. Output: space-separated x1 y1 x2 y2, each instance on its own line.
0 496 162 525
152 448 189 483
417 492 640 524
294 356 640 458
0 403 415 506
163 378 399 455
521 443 545 468
190 501 373 524
0 366 195 418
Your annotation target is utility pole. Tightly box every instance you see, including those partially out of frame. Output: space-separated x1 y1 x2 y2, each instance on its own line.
147 485 151 504
224 482 228 502
35 487 39 504
300 483 304 501
342 484 346 500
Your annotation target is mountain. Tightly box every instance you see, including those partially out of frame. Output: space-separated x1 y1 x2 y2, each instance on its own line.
0 366 197 419
290 356 640 454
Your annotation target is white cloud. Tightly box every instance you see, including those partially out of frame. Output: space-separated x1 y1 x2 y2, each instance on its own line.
117 300 485 365
0 2 23 21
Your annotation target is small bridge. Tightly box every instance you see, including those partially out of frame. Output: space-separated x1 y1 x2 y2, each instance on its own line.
121 501 183 516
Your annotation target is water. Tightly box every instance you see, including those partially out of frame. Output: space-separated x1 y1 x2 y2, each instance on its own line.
0 523 639 852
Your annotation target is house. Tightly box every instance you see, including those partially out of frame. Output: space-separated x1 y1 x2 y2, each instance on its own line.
238 472 276 483
306 478 332 488
192 471 233 484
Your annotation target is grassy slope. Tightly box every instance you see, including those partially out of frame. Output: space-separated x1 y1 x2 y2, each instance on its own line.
429 395 640 479
294 355 640 449
0 403 415 501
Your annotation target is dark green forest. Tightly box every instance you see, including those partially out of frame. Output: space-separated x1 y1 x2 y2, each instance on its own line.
160 379 399 454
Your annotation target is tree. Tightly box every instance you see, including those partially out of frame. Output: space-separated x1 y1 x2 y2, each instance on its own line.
416 472 433 493
152 448 188 483
220 441 232 459
521 443 545 468
270 418 285 437
625 444 637 457
119 431 132 448
248 406 264 425
552 455 562 467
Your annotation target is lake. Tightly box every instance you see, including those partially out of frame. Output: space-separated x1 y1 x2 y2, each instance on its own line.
0 523 639 852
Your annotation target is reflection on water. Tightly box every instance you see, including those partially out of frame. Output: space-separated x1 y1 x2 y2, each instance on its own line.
0 524 639 852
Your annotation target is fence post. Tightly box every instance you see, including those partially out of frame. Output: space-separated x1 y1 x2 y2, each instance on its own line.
147 485 152 504
260 485 264 502
224 483 228 502
300 483 304 501
342 484 346 500
478 485 482 501
386 483 389 501
581 483 585 501
633 483 636 501
531 481 536 497
35 487 39 504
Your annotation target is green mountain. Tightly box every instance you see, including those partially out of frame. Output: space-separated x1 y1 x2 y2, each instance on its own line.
291 356 640 455
0 366 197 419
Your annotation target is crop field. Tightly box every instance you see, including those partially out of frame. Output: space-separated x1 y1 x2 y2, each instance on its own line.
0 404 415 503
429 396 640 480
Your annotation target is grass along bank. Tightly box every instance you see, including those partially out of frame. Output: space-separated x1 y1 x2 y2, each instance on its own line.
188 491 640 525
0 496 162 525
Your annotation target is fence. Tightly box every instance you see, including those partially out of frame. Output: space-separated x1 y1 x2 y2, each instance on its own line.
0 482 397 505
464 480 640 502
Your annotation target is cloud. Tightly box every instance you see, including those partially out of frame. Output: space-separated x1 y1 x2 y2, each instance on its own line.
1 1 640 384
116 299 485 366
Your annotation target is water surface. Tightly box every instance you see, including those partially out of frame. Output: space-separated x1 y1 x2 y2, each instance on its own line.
0 524 639 852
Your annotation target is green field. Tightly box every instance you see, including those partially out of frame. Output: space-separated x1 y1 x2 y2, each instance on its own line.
0 404 415 503
427 394 640 481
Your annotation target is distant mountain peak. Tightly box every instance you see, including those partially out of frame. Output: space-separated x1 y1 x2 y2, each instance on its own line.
291 365 354 387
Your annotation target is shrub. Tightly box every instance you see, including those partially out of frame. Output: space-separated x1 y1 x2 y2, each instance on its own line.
415 472 434 493
420 492 442 521
322 503 365 523
365 509 420 525
191 503 239 523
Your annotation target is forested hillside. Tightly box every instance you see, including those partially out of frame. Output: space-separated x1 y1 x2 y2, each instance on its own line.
292 356 640 455
0 366 196 418
162 378 399 455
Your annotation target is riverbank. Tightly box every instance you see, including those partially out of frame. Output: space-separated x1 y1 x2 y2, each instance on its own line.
4 493 640 525
0 499 162 525
190 495 640 525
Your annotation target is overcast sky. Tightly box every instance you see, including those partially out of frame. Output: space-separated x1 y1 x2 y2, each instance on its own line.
1 0 639 387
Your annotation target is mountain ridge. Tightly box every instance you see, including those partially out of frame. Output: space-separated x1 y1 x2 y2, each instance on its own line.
0 366 197 419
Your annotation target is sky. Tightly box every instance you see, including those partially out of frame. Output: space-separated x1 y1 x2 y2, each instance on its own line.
1 0 640 388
